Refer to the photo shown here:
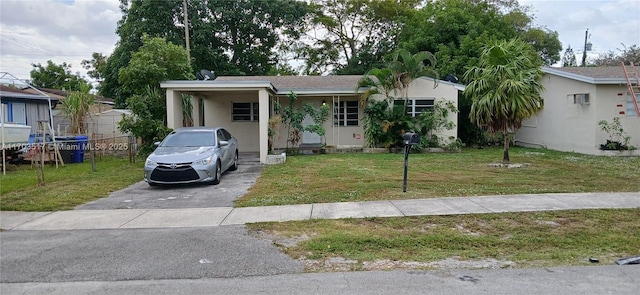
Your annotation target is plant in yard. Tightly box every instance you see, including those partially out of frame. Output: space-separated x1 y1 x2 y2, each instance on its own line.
598 117 634 150
61 82 95 135
303 102 330 147
358 48 442 149
268 100 283 154
414 100 458 148
119 86 172 155
280 91 307 152
463 38 544 164
387 48 439 102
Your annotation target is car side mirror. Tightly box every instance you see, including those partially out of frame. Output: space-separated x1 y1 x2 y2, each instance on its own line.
153 141 161 146
219 140 229 147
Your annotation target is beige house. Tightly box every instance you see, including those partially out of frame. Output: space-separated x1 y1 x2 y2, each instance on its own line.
515 66 640 155
161 75 464 164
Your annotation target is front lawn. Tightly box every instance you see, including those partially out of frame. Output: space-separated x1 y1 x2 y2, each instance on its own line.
237 147 640 207
0 156 144 211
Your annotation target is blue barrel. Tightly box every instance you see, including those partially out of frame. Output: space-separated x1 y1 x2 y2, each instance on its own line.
73 135 88 163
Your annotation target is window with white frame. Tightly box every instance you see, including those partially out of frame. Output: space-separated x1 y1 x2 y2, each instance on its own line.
394 98 435 117
333 100 359 126
627 92 640 117
232 102 259 121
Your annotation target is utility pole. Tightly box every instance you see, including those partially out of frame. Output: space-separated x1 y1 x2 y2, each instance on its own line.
183 0 191 65
581 29 589 67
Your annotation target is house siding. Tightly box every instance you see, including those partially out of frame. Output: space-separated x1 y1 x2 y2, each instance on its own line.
515 73 640 154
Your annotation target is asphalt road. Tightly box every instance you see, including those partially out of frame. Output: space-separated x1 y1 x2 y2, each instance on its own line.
76 154 262 209
0 226 302 283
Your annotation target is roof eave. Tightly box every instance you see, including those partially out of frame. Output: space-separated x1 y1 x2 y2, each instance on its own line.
542 67 628 85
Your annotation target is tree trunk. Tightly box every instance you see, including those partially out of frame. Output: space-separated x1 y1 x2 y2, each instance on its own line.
502 131 510 164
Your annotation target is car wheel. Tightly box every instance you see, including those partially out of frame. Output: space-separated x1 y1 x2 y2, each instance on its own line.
211 161 221 185
229 151 239 171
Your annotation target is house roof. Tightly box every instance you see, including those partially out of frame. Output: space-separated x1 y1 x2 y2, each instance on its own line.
217 75 364 92
163 75 465 95
0 85 58 103
542 66 636 85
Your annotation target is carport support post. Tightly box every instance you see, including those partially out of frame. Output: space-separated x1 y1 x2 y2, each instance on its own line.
166 90 183 129
258 89 269 164
191 96 201 126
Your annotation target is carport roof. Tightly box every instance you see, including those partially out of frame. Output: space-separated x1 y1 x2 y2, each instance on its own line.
161 75 366 95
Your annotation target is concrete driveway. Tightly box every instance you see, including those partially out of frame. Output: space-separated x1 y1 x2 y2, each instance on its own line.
76 153 262 210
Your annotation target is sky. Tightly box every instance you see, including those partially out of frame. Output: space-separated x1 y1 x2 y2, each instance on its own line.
0 0 639 83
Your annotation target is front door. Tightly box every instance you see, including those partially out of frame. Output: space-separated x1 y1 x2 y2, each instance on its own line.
302 113 321 145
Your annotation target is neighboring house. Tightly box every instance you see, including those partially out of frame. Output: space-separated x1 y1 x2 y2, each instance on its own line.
87 109 132 140
161 75 464 164
0 85 59 133
25 88 116 136
515 66 640 155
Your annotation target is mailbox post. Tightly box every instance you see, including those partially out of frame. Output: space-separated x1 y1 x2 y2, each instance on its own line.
402 132 419 192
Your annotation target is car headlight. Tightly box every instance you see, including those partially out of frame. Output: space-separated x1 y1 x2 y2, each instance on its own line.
192 156 213 166
145 158 157 167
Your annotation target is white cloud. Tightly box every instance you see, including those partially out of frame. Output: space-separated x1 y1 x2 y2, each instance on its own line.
521 0 640 56
0 0 121 81
1 0 638 83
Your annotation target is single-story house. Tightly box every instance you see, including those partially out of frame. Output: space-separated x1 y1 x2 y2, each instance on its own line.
25 88 117 136
161 75 464 164
0 85 59 133
515 66 640 155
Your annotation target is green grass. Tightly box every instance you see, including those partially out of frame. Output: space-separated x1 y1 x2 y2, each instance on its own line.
248 209 640 271
0 156 144 211
237 147 640 207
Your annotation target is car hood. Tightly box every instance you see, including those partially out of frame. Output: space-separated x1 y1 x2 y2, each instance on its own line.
148 146 216 163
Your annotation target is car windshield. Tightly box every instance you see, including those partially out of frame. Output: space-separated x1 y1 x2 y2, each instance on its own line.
160 131 215 147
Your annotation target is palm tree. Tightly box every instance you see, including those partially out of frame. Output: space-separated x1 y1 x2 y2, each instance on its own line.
357 67 396 105
387 48 439 102
62 83 95 135
463 38 544 164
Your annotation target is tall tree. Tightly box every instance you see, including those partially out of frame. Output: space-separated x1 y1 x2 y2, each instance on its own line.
463 39 544 164
30 60 92 92
118 36 193 153
297 0 418 75
592 44 640 66
101 0 309 107
81 52 108 87
561 45 577 67
398 0 560 146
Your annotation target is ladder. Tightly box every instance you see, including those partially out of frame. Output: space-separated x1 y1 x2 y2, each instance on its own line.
621 62 640 119
33 120 64 167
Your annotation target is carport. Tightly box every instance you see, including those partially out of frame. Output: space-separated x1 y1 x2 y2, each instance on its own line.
160 80 275 164
160 76 365 165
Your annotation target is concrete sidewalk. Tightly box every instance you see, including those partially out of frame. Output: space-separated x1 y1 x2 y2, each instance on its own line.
1 192 639 231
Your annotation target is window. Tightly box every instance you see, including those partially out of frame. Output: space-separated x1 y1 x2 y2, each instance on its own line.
573 93 590 105
394 98 435 117
232 102 259 121
334 100 359 126
627 92 640 117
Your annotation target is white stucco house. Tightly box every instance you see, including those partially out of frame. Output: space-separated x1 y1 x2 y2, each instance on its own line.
160 75 465 164
515 66 640 155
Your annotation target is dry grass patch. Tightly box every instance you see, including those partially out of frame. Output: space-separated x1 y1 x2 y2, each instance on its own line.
248 209 640 272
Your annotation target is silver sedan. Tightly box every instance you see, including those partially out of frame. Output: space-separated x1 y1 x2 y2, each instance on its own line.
144 127 238 186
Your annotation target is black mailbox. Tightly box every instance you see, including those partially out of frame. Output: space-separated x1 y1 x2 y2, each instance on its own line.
403 132 420 145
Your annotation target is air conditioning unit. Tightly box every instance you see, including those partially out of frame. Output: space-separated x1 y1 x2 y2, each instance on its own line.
573 93 590 105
